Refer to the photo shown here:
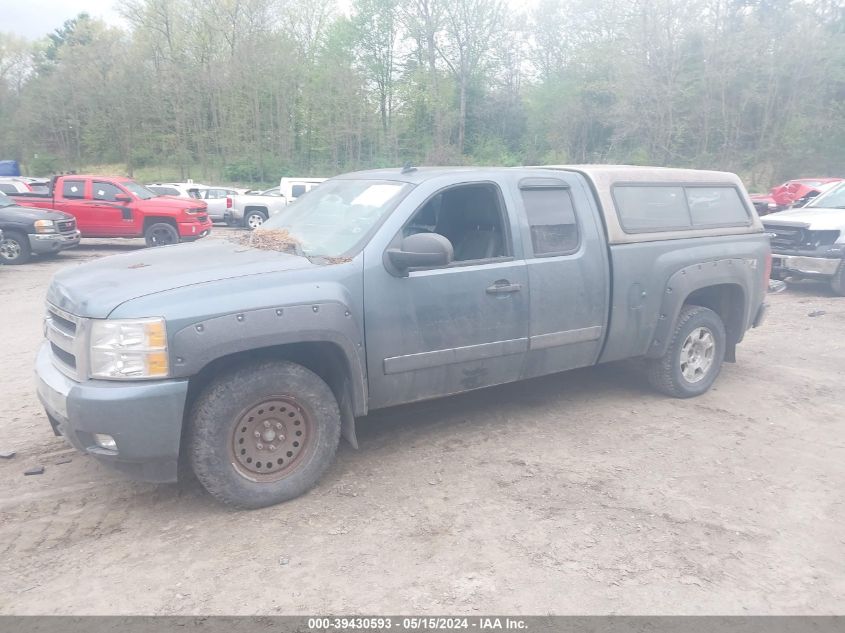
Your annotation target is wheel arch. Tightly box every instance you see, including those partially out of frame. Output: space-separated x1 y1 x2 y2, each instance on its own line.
143 216 178 230
647 259 752 361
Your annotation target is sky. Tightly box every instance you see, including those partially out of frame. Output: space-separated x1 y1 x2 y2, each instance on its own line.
5 0 123 40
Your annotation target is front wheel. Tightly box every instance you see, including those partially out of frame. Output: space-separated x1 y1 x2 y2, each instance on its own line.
0 231 31 264
830 261 845 296
144 222 180 247
188 360 341 508
647 305 726 398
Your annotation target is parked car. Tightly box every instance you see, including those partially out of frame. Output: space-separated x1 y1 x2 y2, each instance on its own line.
0 177 49 195
147 183 246 223
0 191 80 264
35 165 769 507
226 186 288 228
10 175 212 247
145 182 207 198
763 180 845 294
750 178 842 215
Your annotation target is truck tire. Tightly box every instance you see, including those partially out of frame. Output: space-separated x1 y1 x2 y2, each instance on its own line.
144 222 179 247
244 209 267 230
188 360 341 508
646 305 726 398
830 262 845 296
0 230 31 264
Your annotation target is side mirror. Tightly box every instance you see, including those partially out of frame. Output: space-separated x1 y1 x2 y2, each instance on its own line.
386 232 453 275
114 194 132 203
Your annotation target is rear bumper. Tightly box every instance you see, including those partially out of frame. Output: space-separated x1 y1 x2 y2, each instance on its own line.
772 254 841 277
29 230 81 254
34 342 189 483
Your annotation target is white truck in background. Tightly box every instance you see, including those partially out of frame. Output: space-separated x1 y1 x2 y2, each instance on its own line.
227 178 327 229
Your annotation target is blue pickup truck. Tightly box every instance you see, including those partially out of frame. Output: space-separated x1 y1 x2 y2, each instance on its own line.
36 165 769 508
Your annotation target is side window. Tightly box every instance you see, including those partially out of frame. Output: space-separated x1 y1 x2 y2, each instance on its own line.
62 180 85 199
0 183 16 194
291 184 307 198
206 189 226 199
686 187 750 226
521 187 579 255
613 185 689 232
92 181 124 201
403 183 509 263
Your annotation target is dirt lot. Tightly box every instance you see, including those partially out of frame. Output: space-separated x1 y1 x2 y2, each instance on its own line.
1 230 843 615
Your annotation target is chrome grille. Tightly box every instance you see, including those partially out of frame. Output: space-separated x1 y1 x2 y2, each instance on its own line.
56 219 76 233
45 304 87 380
764 224 804 250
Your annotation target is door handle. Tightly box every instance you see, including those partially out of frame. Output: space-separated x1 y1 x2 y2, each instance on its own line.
486 280 522 295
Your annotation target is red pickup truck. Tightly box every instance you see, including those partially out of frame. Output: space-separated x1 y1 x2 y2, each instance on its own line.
11 175 212 246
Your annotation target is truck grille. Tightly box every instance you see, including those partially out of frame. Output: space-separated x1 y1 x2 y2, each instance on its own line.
56 219 76 233
45 304 86 380
764 224 804 250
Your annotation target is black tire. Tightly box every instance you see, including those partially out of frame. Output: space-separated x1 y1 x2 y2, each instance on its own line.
188 360 341 508
830 262 845 296
0 230 32 265
646 305 726 398
243 209 267 230
144 222 180 247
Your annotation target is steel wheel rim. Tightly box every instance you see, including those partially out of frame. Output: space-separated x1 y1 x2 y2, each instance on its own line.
150 227 176 245
0 238 21 260
679 326 715 383
229 397 313 482
247 214 264 229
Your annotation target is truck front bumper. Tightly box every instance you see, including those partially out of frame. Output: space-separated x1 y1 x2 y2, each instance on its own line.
34 342 189 483
772 254 841 277
29 230 81 254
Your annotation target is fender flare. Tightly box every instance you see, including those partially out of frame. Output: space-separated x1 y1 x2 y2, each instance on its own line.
646 258 754 359
171 302 368 425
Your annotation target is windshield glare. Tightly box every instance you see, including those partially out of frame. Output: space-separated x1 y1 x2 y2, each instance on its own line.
808 182 845 209
260 179 411 257
123 181 156 200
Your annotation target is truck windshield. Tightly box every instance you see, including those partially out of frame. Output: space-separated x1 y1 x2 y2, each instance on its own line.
807 182 845 209
122 181 156 200
260 179 412 257
0 192 13 207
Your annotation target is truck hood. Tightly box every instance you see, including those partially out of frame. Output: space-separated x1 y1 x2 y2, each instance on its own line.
141 196 207 211
47 238 316 318
762 207 845 231
0 204 73 223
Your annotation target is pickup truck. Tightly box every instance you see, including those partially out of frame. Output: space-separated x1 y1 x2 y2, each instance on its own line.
11 175 212 247
0 191 80 264
35 165 769 508
763 180 845 294
226 187 288 228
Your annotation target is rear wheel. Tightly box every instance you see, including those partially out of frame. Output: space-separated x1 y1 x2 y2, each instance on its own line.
0 231 31 264
647 305 726 398
244 209 267 230
188 360 341 508
144 222 179 247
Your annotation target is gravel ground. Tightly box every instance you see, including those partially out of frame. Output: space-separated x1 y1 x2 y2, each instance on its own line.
0 230 843 615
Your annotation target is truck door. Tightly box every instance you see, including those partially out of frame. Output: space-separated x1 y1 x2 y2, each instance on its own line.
363 180 530 409
55 179 92 233
87 181 136 236
513 174 610 378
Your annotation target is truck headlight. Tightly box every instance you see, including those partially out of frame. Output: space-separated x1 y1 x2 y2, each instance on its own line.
89 318 169 379
34 219 57 234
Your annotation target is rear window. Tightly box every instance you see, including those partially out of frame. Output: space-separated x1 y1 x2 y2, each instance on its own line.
521 187 579 255
613 184 750 232
291 184 307 198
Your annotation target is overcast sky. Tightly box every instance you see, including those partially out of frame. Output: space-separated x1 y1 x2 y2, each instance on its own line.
6 0 123 40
